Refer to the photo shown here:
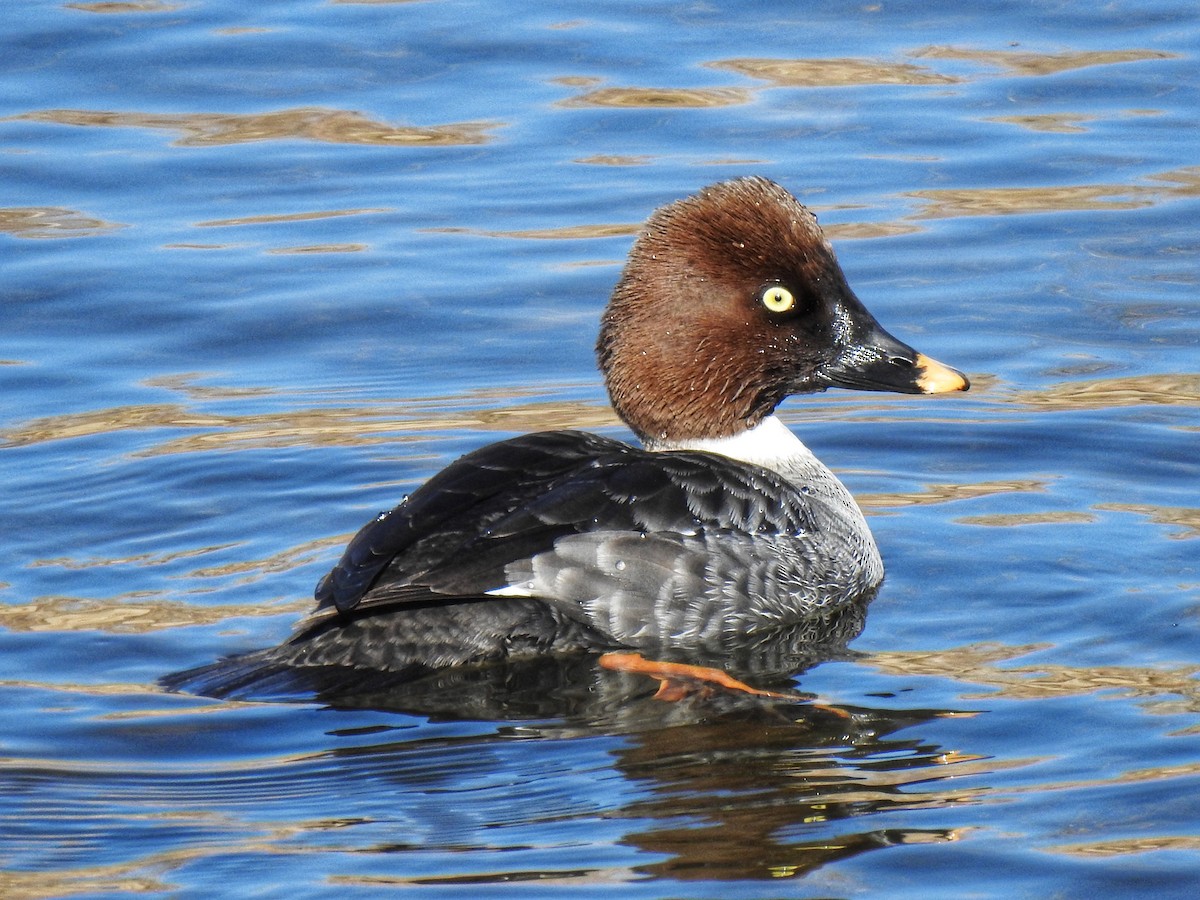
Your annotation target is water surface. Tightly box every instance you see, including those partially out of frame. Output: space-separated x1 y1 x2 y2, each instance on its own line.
3 1 1199 897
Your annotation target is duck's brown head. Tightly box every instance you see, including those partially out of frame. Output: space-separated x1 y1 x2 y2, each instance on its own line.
596 177 968 445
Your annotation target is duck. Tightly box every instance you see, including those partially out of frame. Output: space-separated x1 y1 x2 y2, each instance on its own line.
166 177 968 699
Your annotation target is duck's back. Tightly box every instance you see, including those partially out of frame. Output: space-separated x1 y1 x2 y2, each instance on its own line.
312 429 881 653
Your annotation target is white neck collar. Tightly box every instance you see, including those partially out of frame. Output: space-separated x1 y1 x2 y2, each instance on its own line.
645 415 819 473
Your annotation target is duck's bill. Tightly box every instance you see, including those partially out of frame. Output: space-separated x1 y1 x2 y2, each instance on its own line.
822 325 970 395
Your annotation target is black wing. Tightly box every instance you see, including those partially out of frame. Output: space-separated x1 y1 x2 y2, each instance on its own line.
314 430 819 619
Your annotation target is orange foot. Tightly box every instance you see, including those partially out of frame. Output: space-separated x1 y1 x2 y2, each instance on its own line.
599 651 803 703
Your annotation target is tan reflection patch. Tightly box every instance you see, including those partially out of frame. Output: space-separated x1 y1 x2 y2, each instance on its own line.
267 244 368 255
1014 373 1200 410
0 817 369 900
912 45 1177 76
1096 503 1200 539
0 393 620 454
869 644 1200 708
427 222 638 240
30 543 240 571
955 511 1096 527
859 479 1049 512
559 87 752 108
195 208 390 228
0 595 308 634
66 1 180 10
0 206 126 239
907 183 1151 217
550 75 603 88
709 57 959 87
987 113 1094 133
574 155 654 166
10 107 500 147
904 166 1200 219
821 220 924 240
1050 835 1200 857
1148 166 1200 196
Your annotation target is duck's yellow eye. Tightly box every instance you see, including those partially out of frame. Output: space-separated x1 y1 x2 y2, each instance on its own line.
761 285 795 314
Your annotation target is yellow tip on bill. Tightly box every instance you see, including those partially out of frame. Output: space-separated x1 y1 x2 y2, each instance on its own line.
915 353 970 393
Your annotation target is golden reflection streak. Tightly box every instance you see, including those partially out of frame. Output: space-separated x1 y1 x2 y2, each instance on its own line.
859 479 1049 512
425 223 639 240
8 367 1193 460
987 113 1094 134
0 395 621 453
432 167 1199 237
195 207 391 228
908 183 1150 216
8 107 500 147
143 373 280 399
574 155 654 166
1050 834 1200 858
267 244 368 254
0 816 369 900
708 57 960 87
0 387 991 458
954 511 1096 527
906 166 1200 218
558 87 752 108
66 1 180 11
0 594 309 634
868 644 1200 710
32 532 341 578
7 533 341 634
770 752 1015 802
912 45 1178 76
0 681 277 721
328 871 633 889
30 543 242 570
822 220 924 240
1095 502 1200 539
1010 373 1200 410
0 206 126 239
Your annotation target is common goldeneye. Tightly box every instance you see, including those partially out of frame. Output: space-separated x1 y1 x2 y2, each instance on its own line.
167 177 967 697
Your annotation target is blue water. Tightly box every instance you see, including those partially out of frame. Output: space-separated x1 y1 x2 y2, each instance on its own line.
3 1 1199 896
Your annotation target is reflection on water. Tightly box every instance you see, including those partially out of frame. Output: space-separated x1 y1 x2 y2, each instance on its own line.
194 208 392 228
911 44 1178 76
1012 373 1200 410
0 651 996 892
0 592 309 634
66 2 182 12
709 56 961 87
867 644 1200 711
10 107 501 147
559 87 753 109
1094 502 1200 540
605 714 974 884
398 697 977 885
5 0 1200 895
0 206 126 239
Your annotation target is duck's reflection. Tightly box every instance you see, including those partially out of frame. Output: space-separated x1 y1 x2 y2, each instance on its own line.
607 712 969 881
244 610 978 884
317 663 973 884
